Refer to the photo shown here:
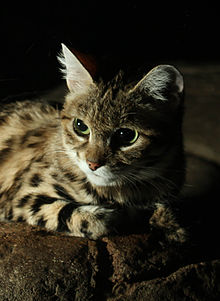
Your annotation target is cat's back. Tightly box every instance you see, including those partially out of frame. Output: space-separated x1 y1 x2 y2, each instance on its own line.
0 100 58 127
0 100 60 168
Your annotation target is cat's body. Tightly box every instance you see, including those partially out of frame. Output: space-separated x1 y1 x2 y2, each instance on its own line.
0 44 185 240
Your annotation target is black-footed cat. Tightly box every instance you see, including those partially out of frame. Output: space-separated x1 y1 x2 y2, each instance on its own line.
0 44 185 241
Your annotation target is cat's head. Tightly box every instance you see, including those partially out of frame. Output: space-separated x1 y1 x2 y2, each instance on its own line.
58 44 184 192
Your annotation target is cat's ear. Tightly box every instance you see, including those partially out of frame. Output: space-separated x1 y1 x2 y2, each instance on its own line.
130 65 184 103
58 44 94 93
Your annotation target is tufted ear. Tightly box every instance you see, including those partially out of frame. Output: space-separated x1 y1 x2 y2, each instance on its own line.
130 65 184 103
58 43 94 93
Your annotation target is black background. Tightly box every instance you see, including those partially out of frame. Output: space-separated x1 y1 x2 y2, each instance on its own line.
0 2 219 98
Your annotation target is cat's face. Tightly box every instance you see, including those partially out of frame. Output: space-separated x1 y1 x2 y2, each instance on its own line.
59 44 184 188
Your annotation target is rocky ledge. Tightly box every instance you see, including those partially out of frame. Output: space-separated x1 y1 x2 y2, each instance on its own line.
1 208 220 301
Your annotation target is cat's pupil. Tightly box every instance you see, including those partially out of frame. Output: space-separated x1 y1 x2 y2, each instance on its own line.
113 128 139 147
76 119 87 131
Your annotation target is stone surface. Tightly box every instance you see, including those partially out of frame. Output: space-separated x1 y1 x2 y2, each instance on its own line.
1 221 220 301
110 260 220 301
0 222 98 301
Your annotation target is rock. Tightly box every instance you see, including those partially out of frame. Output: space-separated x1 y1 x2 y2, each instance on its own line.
1 221 220 301
0 222 98 301
110 260 220 301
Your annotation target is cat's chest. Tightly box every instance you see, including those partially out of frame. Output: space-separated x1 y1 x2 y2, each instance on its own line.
43 170 93 205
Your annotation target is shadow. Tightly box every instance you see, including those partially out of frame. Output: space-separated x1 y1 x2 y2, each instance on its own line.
180 154 220 257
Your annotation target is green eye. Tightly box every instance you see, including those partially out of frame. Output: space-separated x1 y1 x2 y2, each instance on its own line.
74 118 90 136
113 128 139 147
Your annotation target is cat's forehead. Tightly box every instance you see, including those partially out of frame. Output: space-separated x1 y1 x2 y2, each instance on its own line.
65 85 137 127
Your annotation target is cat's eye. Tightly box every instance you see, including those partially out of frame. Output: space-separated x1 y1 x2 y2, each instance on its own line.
73 118 90 136
113 128 139 147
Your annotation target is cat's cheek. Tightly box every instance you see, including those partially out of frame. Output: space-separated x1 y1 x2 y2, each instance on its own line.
75 159 90 176
62 143 85 168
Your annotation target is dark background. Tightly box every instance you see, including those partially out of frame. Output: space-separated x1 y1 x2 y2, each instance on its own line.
0 2 219 98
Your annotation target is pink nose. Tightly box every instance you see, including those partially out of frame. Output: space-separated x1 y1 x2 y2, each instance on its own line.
86 159 101 171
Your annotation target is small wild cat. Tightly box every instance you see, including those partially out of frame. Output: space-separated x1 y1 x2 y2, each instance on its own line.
0 44 185 241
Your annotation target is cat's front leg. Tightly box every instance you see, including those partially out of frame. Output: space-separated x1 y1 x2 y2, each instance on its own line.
9 195 116 239
31 200 115 239
149 203 186 243
65 205 115 239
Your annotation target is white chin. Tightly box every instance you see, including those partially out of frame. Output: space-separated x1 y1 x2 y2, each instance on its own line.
86 173 117 186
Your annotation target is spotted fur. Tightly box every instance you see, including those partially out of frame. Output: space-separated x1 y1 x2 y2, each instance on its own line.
0 44 186 241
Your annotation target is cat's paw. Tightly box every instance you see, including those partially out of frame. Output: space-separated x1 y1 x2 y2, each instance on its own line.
67 205 114 239
149 203 187 243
